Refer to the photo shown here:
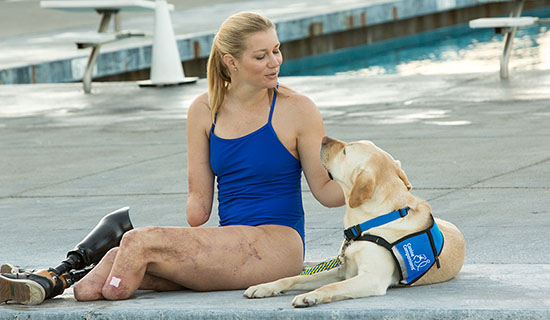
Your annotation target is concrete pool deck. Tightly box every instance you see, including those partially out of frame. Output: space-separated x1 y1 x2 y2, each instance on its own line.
1 0 550 318
1 68 550 318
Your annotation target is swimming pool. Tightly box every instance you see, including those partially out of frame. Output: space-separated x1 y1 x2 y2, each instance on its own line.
280 7 550 76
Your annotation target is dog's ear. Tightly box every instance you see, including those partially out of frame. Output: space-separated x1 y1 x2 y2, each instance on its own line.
395 160 412 191
349 169 375 208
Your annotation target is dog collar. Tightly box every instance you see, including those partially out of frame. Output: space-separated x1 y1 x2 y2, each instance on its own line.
343 207 410 241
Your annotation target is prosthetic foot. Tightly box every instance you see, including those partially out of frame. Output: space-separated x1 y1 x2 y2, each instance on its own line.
0 265 94 305
0 270 67 305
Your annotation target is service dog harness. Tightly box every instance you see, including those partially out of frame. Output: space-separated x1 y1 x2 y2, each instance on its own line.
342 207 444 285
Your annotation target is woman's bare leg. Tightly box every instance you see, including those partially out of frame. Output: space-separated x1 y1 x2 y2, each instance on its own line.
73 224 303 301
73 247 184 301
138 273 184 292
73 248 118 301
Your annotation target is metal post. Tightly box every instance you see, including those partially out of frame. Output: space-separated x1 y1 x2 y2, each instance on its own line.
82 10 112 93
114 11 121 32
500 0 525 79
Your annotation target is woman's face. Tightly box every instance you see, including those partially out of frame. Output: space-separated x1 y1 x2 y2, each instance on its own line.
234 28 282 89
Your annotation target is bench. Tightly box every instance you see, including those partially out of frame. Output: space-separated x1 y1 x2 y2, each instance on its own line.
469 0 550 79
40 0 180 93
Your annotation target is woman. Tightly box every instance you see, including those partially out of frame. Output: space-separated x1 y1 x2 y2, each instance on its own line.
0 11 344 304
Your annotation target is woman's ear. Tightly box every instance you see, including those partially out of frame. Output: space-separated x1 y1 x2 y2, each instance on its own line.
223 54 237 71
348 169 375 208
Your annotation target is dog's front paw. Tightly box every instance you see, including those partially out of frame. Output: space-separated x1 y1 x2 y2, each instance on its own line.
243 283 284 299
292 291 326 308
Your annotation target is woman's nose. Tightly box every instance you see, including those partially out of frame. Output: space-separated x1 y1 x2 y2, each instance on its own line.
268 54 280 68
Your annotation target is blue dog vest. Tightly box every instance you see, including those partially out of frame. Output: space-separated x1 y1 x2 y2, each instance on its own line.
343 207 444 285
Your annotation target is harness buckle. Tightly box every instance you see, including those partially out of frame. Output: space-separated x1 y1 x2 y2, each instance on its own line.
344 225 362 241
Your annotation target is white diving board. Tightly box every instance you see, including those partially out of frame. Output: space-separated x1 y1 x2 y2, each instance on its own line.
469 17 538 29
468 0 550 79
40 0 175 93
40 0 174 12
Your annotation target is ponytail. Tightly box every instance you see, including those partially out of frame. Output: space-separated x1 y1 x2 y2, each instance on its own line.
207 41 231 123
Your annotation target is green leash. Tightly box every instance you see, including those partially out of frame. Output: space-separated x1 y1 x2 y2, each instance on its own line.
300 257 343 275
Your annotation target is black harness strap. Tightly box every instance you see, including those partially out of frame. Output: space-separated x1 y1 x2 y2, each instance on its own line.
356 234 392 251
427 228 441 268
355 234 404 282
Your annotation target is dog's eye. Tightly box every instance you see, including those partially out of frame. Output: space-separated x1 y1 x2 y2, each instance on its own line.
342 148 346 155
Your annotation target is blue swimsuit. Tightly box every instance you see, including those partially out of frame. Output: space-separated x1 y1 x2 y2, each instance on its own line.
209 91 305 244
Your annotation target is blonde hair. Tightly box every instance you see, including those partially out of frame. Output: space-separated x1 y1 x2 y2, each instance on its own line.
207 12 277 122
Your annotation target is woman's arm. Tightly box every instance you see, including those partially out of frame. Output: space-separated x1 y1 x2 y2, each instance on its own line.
186 93 215 227
294 95 345 208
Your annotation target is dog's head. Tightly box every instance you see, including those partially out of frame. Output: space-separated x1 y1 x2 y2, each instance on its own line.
321 136 412 209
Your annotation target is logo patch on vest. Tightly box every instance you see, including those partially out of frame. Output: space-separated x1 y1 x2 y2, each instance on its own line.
392 221 443 284
403 243 431 271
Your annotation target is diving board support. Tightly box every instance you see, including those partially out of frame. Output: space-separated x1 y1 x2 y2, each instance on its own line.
40 0 195 94
469 0 550 79
500 0 524 79
138 0 198 87
82 10 116 94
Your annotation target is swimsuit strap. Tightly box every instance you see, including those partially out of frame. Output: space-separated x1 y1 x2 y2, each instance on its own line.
268 90 277 124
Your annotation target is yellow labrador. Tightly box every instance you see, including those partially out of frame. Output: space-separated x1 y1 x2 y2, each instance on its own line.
244 137 465 307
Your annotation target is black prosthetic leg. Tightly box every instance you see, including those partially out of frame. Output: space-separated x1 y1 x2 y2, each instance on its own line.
63 265 96 288
52 206 134 276
1 207 134 305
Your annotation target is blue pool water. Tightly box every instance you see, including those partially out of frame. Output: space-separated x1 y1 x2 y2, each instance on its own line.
280 8 550 76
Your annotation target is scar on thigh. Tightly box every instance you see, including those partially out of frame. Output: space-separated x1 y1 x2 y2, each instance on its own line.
247 243 262 261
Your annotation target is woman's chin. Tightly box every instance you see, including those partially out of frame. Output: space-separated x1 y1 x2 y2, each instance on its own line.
265 78 279 89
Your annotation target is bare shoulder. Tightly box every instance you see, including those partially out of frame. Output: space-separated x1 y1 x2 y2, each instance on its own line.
188 92 210 114
277 84 322 126
278 84 320 117
188 92 211 121
187 92 212 134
